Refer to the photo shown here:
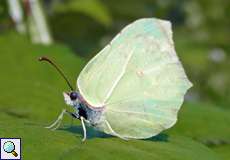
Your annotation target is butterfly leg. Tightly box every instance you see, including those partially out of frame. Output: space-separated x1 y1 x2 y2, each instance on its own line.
105 120 128 140
80 116 87 142
45 109 66 130
45 109 78 130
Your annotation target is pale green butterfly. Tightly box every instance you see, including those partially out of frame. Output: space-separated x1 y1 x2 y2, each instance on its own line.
39 18 192 141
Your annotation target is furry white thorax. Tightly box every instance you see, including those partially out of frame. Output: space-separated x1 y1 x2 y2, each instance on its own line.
63 92 104 126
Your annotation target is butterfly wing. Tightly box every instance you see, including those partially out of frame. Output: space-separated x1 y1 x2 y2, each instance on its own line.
77 18 192 138
77 18 155 107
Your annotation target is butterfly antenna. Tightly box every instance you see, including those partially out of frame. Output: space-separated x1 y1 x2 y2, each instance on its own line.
38 56 74 91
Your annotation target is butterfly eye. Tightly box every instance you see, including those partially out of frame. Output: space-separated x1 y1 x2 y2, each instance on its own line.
70 92 78 100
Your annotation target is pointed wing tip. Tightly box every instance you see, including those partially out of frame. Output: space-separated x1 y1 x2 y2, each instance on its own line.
187 81 193 89
134 18 172 26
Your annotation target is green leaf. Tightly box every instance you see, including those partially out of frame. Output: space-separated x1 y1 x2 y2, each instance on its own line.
0 33 222 160
168 102 230 146
54 0 112 26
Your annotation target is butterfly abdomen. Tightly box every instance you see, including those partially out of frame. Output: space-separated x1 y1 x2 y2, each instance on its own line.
78 102 104 126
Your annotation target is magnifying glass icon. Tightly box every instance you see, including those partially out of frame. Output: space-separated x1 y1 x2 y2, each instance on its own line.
3 141 18 157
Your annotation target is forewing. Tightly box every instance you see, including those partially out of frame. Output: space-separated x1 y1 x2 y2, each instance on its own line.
77 18 158 107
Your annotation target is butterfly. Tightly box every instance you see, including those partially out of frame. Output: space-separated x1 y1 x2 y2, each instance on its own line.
39 18 192 141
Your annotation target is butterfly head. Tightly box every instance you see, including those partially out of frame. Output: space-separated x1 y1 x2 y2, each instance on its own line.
70 91 78 101
63 91 80 106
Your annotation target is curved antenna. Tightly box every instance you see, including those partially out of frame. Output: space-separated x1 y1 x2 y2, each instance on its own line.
38 56 74 91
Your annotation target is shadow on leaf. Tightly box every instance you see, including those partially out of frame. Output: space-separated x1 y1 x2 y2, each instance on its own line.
24 122 169 142
145 133 169 142
60 125 113 139
61 125 169 142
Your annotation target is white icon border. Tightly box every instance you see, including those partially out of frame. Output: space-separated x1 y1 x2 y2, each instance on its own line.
0 138 21 160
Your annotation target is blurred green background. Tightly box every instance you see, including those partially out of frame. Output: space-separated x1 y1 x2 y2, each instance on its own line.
0 0 229 160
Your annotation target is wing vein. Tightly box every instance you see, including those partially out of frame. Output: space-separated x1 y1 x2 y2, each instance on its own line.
103 45 135 104
108 108 175 121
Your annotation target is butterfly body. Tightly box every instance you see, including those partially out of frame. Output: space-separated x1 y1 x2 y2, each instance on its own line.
64 92 105 127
